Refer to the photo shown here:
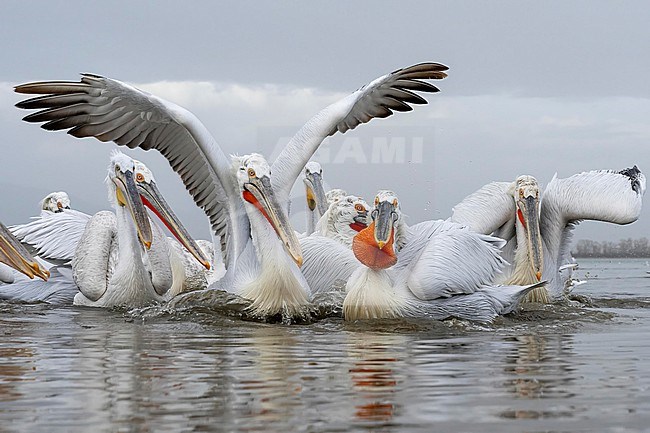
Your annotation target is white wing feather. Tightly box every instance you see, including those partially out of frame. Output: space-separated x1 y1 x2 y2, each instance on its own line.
15 75 248 270
541 167 645 227
10 209 91 265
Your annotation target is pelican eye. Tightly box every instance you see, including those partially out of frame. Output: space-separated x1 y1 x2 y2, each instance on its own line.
136 173 145 182
354 204 365 212
392 199 398 207
374 197 379 206
247 168 256 177
519 189 524 198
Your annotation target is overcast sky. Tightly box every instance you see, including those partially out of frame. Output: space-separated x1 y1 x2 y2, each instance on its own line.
1 0 649 243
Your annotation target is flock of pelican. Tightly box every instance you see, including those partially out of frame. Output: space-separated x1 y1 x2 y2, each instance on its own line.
0 62 645 323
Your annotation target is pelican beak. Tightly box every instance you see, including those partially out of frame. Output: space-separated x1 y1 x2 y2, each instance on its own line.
517 194 544 281
350 210 369 232
137 179 211 270
303 171 328 216
113 168 153 249
352 201 397 269
0 222 49 281
373 200 395 251
244 176 303 267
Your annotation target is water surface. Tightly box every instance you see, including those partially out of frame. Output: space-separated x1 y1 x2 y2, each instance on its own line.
1 258 650 432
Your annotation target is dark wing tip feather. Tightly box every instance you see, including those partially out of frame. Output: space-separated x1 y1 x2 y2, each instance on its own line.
618 165 644 194
80 73 105 79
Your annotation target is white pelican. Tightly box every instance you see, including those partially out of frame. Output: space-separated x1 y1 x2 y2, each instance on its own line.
302 190 542 321
450 167 645 301
313 194 369 247
15 62 448 317
303 161 328 236
40 191 71 213
0 152 210 307
0 221 50 284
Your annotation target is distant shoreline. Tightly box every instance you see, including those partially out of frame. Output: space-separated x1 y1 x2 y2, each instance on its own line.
573 238 650 259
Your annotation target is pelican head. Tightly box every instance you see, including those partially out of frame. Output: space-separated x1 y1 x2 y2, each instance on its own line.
331 195 370 234
303 161 328 216
0 221 49 281
352 190 400 270
132 159 211 270
514 175 543 281
109 152 153 249
236 153 303 267
41 191 71 213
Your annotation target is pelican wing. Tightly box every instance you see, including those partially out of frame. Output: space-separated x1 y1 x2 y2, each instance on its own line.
15 74 248 269
10 209 91 265
540 167 645 268
271 63 448 204
300 235 360 294
450 181 515 235
541 167 645 226
395 220 507 300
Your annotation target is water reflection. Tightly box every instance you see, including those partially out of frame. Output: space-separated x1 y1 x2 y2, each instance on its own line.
345 332 406 430
501 334 578 420
230 326 303 430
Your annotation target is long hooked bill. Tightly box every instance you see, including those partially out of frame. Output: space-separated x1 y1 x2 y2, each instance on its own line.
137 180 211 270
113 168 153 249
518 195 544 281
304 171 328 216
243 176 303 267
373 200 396 250
0 221 49 281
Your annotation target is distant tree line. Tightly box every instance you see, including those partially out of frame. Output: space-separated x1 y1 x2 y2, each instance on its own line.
573 238 650 258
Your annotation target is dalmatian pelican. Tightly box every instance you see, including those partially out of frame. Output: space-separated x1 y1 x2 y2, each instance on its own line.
40 191 71 213
303 161 328 236
301 190 542 321
0 152 210 307
15 62 448 317
313 194 369 247
450 167 645 301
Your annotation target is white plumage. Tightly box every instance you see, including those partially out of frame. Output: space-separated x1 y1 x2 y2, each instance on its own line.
1 153 210 307
451 167 645 300
303 191 539 322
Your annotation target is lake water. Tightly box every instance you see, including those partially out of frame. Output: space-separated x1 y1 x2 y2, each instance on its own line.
1 258 650 432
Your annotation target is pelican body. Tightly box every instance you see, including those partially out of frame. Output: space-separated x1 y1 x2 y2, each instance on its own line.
302 191 540 322
1 152 209 307
451 167 645 301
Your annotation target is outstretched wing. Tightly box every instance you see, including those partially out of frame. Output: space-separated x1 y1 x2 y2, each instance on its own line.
10 209 91 265
541 167 645 226
271 62 448 204
15 74 248 270
540 166 645 268
450 181 515 235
